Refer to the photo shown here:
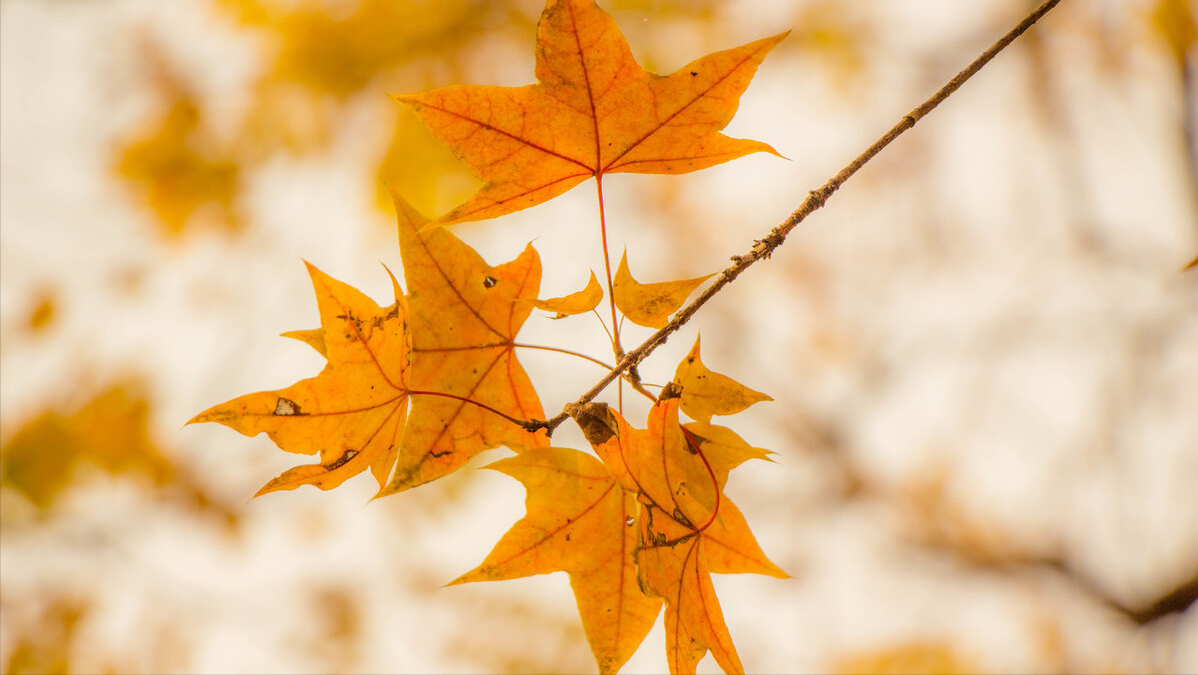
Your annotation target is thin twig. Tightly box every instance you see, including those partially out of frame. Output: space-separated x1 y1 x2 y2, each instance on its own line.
522 0 1066 436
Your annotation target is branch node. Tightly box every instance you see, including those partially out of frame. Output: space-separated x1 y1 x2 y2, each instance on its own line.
753 231 785 259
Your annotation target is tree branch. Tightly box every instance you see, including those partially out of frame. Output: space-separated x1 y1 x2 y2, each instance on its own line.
525 0 1067 436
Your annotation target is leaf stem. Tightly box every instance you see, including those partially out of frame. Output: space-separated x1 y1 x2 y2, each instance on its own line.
525 0 1066 436
680 425 720 533
408 390 537 430
590 308 616 349
594 176 625 414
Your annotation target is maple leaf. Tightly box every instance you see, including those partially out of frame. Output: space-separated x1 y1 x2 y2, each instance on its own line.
191 263 409 496
452 447 661 674
393 0 786 226
636 516 737 674
380 192 548 496
569 392 786 674
677 421 773 512
613 251 713 329
674 336 771 422
532 270 604 318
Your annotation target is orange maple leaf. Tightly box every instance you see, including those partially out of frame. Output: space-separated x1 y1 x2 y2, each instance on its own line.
191 263 409 496
380 192 548 495
393 0 786 226
452 447 661 674
570 392 786 674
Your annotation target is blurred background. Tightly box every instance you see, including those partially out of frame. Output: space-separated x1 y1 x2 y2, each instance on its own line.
2 0 1196 672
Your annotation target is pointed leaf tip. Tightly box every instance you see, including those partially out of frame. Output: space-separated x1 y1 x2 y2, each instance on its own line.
280 328 327 357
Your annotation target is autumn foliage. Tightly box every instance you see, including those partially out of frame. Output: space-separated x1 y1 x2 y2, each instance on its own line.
192 0 787 672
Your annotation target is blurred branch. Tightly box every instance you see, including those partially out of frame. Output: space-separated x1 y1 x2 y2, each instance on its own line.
1181 55 1198 231
773 388 1198 631
1152 0 1198 233
1022 23 1105 253
1122 570 1198 624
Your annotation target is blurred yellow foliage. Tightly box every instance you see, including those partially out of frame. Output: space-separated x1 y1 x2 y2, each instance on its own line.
834 642 977 675
789 0 870 85
895 462 1038 566
1 598 89 675
302 585 364 668
24 288 57 334
226 0 492 97
0 385 174 510
113 0 758 233
1150 0 1197 64
375 108 480 217
220 0 521 214
112 44 242 238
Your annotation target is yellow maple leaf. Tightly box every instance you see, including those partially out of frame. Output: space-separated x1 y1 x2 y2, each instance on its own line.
191 263 409 496
452 447 662 674
570 393 786 674
393 0 786 226
380 192 548 495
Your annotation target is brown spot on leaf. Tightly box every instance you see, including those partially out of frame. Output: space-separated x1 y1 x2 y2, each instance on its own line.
567 402 618 446
274 397 303 416
323 448 358 471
